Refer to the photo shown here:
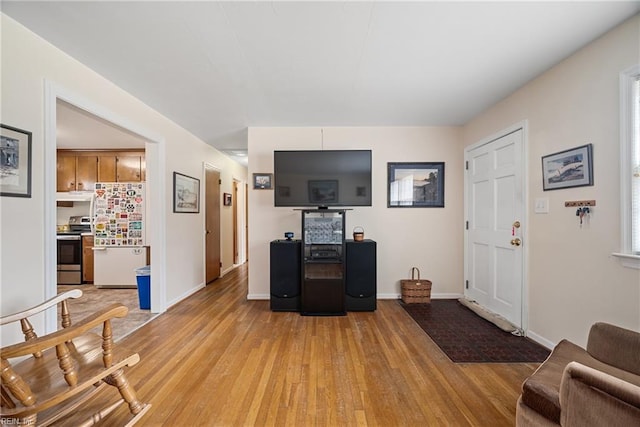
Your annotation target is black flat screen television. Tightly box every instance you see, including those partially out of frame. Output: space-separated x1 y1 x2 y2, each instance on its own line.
274 150 372 207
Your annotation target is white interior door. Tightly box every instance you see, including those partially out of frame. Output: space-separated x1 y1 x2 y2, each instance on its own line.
465 129 525 328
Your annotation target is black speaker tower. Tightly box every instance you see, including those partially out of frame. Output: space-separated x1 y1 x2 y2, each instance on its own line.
345 240 377 311
270 240 301 311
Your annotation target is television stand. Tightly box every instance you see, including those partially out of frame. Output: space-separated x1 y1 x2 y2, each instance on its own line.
269 237 377 313
301 209 345 315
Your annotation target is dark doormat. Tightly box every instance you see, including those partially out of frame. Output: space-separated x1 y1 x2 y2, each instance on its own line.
401 299 550 363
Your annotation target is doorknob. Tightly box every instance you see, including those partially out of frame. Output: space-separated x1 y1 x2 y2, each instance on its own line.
206 230 211 235
510 238 522 247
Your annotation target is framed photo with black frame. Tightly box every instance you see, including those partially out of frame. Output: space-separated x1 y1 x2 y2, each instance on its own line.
173 172 200 213
541 144 593 191
253 173 273 189
387 162 445 207
0 124 32 198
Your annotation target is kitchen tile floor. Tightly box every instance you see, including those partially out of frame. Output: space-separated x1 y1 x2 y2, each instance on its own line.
57 284 157 342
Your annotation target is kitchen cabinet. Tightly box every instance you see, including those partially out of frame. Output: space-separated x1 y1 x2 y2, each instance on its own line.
57 150 145 192
98 156 116 182
98 154 145 182
56 155 98 192
82 235 94 283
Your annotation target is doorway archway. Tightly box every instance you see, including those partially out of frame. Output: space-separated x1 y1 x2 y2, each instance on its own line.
43 81 167 333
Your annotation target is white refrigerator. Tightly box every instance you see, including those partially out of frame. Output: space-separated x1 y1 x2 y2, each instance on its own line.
91 182 147 288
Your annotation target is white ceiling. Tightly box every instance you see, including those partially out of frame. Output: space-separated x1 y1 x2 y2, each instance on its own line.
4 1 640 161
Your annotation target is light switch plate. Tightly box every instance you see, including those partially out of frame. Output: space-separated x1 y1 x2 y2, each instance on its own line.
535 197 549 214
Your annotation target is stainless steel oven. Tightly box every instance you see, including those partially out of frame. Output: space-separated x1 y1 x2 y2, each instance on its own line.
56 216 91 285
57 234 82 284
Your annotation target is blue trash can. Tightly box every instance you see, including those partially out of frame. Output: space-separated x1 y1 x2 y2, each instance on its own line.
135 266 151 310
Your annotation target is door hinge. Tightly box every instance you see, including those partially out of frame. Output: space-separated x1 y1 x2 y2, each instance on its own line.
465 221 469 230
466 280 469 289
219 179 222 185
219 261 222 267
465 160 469 170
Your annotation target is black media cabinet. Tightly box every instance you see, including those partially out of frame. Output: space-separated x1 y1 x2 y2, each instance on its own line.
270 210 376 314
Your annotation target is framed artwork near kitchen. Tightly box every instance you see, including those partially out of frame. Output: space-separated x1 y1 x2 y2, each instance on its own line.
223 192 232 206
542 144 593 191
0 124 32 198
173 172 200 213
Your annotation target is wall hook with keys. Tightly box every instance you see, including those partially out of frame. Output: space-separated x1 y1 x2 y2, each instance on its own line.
575 206 591 225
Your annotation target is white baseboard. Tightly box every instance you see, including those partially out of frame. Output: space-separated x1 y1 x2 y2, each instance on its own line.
167 283 205 308
526 330 556 350
378 293 464 300
432 293 464 299
377 293 400 299
253 293 465 301
221 263 242 277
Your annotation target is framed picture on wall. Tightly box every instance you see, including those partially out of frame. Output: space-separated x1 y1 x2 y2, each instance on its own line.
173 172 200 213
253 173 273 189
223 192 232 206
387 162 445 207
0 124 32 198
542 144 593 191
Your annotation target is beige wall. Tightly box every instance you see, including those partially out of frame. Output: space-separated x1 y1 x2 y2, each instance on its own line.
4 10 638 351
248 126 464 300
0 15 247 345
462 15 640 347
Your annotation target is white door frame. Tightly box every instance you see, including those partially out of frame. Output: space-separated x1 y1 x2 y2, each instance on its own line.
463 120 529 333
44 81 167 333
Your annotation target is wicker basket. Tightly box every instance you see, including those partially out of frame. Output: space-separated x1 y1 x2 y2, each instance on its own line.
401 267 432 304
353 226 365 241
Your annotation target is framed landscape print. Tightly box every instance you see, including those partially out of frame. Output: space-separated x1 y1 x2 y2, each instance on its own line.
253 173 273 189
173 172 200 213
388 162 445 207
0 124 32 198
542 144 593 191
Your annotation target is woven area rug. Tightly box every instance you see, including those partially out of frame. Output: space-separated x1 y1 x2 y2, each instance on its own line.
401 299 550 363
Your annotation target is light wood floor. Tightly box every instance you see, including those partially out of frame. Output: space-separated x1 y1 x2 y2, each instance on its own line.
56 263 537 426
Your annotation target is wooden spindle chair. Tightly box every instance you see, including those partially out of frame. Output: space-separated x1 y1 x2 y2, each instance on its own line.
1 290 150 426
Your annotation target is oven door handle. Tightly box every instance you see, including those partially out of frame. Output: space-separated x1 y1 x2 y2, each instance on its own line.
56 235 81 241
91 247 107 251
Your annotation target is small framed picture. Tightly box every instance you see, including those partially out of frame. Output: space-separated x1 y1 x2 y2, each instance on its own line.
173 172 200 213
388 162 445 207
542 144 593 191
1 124 32 198
223 192 232 206
253 173 273 189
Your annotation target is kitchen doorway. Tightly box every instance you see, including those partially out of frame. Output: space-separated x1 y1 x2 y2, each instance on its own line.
44 81 167 335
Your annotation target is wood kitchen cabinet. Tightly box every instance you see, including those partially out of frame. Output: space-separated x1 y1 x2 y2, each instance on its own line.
57 150 145 191
99 154 144 182
82 235 94 283
56 154 98 192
